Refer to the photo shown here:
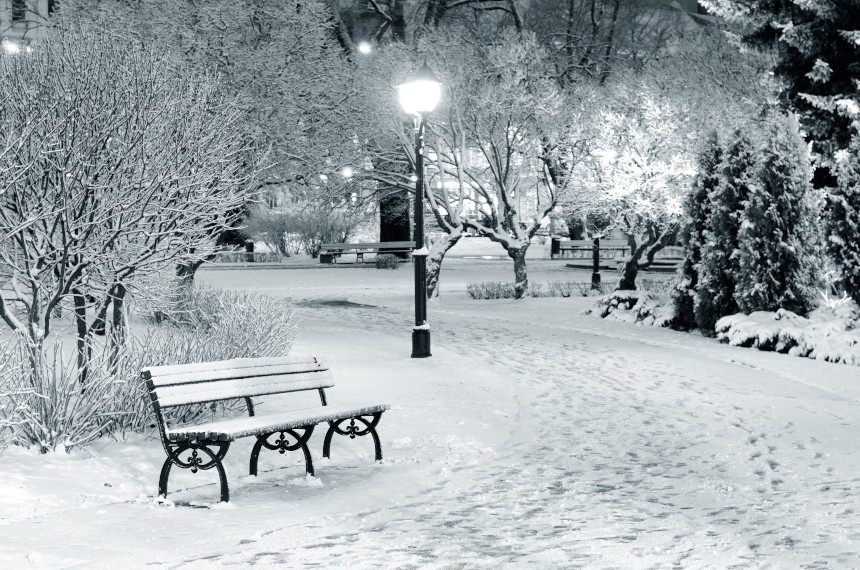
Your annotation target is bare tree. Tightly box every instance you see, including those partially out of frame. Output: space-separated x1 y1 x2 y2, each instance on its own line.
58 0 360 210
243 198 375 258
0 26 257 375
524 0 691 85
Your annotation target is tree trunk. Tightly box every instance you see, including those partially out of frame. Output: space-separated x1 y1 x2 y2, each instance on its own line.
508 246 529 299
591 236 601 289
617 256 639 291
72 289 89 383
426 228 463 298
109 283 127 370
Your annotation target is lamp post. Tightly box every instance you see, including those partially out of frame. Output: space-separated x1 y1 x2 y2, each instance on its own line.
397 62 441 358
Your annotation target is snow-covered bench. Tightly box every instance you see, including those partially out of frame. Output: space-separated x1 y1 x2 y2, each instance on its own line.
319 240 415 263
142 355 389 503
550 238 630 260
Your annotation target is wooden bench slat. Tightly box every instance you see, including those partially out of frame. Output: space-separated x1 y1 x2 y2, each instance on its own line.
154 371 334 408
557 239 629 249
143 355 322 379
167 403 390 442
320 241 415 250
145 361 329 388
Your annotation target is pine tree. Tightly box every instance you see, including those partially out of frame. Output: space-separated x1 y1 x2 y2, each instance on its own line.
673 132 721 331
827 135 860 300
735 113 823 314
694 130 755 335
703 0 860 162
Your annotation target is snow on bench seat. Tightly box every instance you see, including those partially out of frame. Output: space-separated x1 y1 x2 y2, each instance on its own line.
167 402 390 442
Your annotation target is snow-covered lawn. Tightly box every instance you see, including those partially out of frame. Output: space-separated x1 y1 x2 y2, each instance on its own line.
2 246 860 568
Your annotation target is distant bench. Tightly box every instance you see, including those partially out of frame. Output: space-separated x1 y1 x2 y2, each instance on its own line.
615 246 685 273
319 241 416 264
551 239 630 261
143 355 389 503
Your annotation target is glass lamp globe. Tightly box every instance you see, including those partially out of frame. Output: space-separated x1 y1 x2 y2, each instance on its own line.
397 62 442 116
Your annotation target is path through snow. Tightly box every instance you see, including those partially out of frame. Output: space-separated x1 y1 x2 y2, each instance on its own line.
2 260 859 569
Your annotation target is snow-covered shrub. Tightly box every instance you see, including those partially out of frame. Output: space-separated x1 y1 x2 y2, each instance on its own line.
696 131 755 335
0 336 31 453
116 287 298 432
1 337 122 454
673 133 721 331
735 113 823 315
468 280 614 299
584 291 674 327
466 282 517 300
0 287 299 449
548 281 574 298
375 254 400 270
826 134 860 301
715 300 860 365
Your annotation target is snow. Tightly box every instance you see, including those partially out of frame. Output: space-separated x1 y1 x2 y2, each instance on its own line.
2 247 860 568
716 302 860 365
584 290 675 327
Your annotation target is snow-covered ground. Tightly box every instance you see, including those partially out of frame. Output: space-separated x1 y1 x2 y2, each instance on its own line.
2 241 860 569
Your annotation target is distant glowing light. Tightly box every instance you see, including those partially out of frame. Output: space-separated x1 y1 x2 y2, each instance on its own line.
357 42 372 55
2 39 20 54
410 175 418 182
341 166 354 178
319 174 328 182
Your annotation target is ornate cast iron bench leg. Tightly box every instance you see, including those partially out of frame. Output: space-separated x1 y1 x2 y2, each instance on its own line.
249 426 316 477
159 441 231 503
323 412 383 462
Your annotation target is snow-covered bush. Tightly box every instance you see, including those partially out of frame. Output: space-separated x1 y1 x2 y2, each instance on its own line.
0 337 32 453
0 288 298 451
826 135 860 301
466 282 517 300
108 288 295 434
584 291 675 327
467 280 616 299
243 201 373 259
696 131 756 334
0 337 123 454
735 113 823 315
715 300 860 365
673 132 720 331
143 286 297 363
375 254 400 270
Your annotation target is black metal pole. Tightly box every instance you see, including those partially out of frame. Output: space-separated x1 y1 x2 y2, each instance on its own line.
412 115 431 358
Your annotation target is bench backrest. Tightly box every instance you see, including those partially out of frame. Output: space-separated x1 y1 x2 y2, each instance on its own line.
558 239 629 249
320 241 415 251
143 355 332 410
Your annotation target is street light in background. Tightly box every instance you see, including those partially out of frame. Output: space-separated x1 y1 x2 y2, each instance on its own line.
397 61 441 358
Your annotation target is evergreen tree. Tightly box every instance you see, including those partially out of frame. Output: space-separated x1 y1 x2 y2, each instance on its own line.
703 0 860 163
735 113 824 314
827 135 860 300
673 132 722 331
695 130 756 335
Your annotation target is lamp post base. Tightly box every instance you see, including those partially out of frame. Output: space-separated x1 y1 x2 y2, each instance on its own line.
411 329 431 358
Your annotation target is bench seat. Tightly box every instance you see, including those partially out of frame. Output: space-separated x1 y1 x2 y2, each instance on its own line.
168 402 390 442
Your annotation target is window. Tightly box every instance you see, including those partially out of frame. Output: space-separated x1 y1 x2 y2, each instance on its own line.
11 0 27 22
